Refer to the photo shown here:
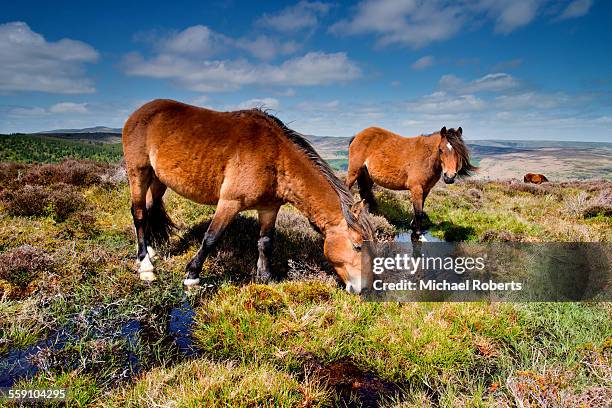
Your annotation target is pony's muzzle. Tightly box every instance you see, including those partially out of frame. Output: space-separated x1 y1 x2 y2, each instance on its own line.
345 272 371 295
443 173 456 184
345 282 362 295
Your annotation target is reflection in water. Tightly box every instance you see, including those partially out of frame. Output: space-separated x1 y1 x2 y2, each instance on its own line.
168 300 197 357
0 299 198 387
0 331 70 387
395 231 444 243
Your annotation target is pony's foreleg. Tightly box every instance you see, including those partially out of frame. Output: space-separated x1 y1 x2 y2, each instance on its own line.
409 185 424 239
256 207 280 282
184 199 242 286
129 167 155 280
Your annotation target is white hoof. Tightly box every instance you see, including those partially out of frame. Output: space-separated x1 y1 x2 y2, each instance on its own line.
147 246 158 260
183 278 200 287
139 271 157 281
138 254 154 273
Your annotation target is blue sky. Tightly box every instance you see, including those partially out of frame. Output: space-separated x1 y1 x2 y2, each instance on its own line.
1 0 611 141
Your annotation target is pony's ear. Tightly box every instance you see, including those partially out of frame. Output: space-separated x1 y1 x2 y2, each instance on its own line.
440 126 447 135
457 126 463 136
351 199 368 217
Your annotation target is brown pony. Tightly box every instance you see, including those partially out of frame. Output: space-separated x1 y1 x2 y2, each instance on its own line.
122 99 374 293
523 173 549 184
346 126 476 238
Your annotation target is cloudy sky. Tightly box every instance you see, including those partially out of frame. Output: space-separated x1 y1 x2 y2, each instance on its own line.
1 0 611 141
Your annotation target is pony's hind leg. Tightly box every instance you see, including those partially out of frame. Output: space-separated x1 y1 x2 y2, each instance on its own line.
184 199 243 286
145 175 174 256
128 166 156 280
256 206 280 282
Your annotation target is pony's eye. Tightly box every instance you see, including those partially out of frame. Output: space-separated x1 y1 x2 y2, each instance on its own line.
352 243 362 252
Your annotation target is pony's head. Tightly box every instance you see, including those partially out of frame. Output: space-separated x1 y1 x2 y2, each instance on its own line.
438 126 477 184
324 200 374 294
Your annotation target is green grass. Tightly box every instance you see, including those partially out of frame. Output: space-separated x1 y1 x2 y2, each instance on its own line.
374 181 611 242
0 161 610 407
102 359 330 407
0 134 123 163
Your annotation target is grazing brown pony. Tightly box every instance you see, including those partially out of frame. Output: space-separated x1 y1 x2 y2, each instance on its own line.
346 126 476 238
122 99 374 293
523 173 549 184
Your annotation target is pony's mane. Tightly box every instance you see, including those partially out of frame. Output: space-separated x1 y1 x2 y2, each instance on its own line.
427 129 478 177
250 108 374 240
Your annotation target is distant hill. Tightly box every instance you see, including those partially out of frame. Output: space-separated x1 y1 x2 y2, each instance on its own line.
33 126 122 144
301 135 612 180
37 126 121 134
6 128 611 180
0 134 123 163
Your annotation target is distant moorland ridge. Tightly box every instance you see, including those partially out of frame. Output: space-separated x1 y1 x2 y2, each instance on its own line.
1 128 610 181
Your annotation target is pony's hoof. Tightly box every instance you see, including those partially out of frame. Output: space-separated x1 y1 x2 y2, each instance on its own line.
137 254 155 273
183 277 200 287
256 267 272 283
139 271 157 281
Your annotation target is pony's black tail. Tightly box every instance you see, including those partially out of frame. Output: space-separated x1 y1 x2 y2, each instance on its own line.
145 201 176 247
356 166 377 212
349 135 356 146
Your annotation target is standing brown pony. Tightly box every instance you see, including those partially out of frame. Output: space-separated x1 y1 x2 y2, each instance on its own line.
346 126 476 238
123 99 374 293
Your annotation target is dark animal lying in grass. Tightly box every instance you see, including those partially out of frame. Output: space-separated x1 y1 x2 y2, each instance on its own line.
523 173 549 184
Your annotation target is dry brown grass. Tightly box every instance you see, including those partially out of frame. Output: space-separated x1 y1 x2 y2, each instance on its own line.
21 159 113 187
584 188 612 218
0 244 54 298
1 183 86 221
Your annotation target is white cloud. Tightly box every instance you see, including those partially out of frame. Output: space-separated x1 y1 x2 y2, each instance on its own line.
160 25 222 56
155 25 297 61
123 51 361 92
256 1 332 33
190 95 210 107
294 100 340 111
556 0 593 20
49 102 89 114
401 119 423 126
412 56 435 70
236 97 280 110
6 106 48 117
277 88 297 97
331 1 591 47
439 73 520 93
234 36 299 60
494 91 570 109
593 116 612 124
479 0 540 34
0 22 98 94
406 91 486 114
331 0 464 48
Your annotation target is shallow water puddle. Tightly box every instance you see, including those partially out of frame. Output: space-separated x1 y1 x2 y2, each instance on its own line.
395 230 444 242
0 330 71 387
168 300 198 357
0 299 198 387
